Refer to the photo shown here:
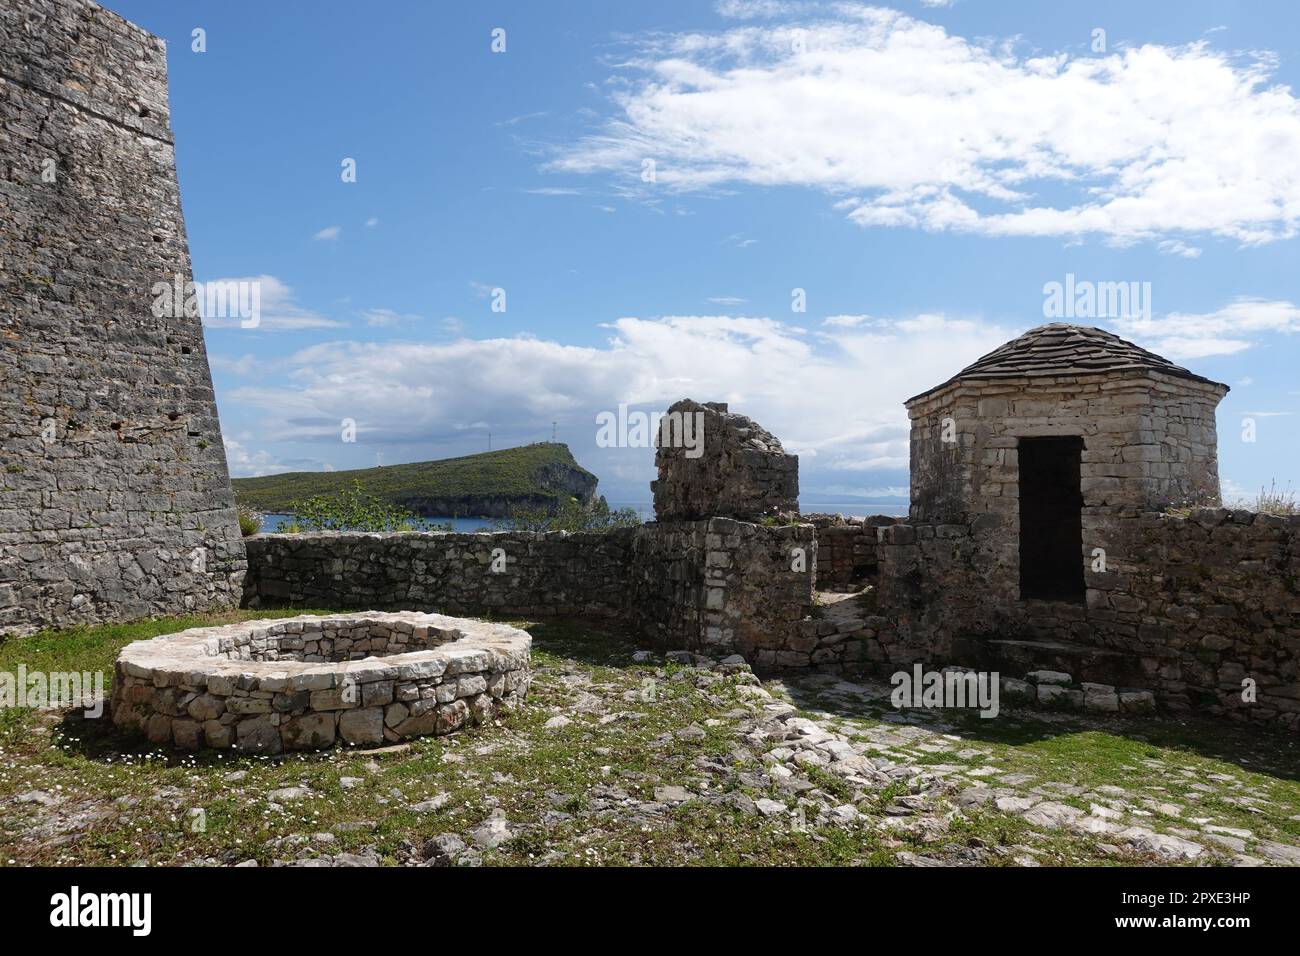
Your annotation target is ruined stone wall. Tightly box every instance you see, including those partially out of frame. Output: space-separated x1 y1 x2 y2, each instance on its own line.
242 522 814 662
652 399 798 522
805 513 900 589
874 509 1300 728
0 0 246 635
697 518 814 664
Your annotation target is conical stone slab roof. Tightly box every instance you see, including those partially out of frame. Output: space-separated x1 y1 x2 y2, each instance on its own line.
907 323 1227 403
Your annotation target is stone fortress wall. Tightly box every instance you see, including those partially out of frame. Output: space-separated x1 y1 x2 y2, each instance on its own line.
873 508 1300 727
4 0 1292 729
0 0 247 636
244 388 1300 729
242 400 819 666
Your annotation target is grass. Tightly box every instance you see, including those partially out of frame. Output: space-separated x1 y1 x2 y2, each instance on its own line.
4 611 1300 866
1254 480 1298 516
230 442 596 516
0 614 894 866
1163 479 1298 517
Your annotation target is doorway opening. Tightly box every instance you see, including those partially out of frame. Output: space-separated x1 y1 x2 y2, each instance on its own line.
1018 436 1085 603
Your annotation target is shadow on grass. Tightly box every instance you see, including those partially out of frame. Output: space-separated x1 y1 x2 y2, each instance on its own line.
781 673 1300 784
519 618 645 670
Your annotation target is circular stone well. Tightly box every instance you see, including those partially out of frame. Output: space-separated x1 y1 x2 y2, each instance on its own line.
111 612 531 752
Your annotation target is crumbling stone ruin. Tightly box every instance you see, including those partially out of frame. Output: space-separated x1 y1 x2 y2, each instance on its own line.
5 0 1296 733
653 399 798 522
242 325 1300 729
0 0 246 635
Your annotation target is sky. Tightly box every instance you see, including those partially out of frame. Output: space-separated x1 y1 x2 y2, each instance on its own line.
104 0 1300 509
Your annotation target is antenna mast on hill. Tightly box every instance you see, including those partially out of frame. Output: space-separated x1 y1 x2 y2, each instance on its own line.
488 430 492 452
552 421 557 443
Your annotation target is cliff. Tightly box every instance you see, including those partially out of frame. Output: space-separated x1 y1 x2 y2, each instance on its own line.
231 443 600 518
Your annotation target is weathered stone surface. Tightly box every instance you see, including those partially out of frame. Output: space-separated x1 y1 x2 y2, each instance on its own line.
111 612 531 749
1028 670 1073 686
281 713 336 750
1119 689 1156 714
338 707 385 745
652 399 798 522
0 0 246 637
242 517 814 667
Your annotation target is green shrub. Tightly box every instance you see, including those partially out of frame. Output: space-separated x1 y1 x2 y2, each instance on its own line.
280 479 449 533
492 496 640 533
235 502 263 537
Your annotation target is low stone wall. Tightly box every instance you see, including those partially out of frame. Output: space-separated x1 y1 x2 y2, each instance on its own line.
873 508 1300 728
805 514 900 589
242 521 814 665
111 612 531 752
699 519 814 664
243 530 632 619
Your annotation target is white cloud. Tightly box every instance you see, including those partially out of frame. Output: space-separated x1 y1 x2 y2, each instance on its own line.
199 275 345 332
822 314 874 328
313 225 342 241
223 312 1012 493
1116 297 1300 359
708 296 748 306
1220 477 1251 505
360 308 421 327
209 352 258 376
1157 239 1203 258
551 5 1300 247
222 437 287 479
714 0 815 19
365 217 379 228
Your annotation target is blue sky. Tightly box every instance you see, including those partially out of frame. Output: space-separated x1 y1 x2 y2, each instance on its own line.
105 0 1300 508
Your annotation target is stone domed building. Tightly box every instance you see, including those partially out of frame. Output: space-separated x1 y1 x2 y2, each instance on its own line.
904 323 1229 605
871 323 1300 719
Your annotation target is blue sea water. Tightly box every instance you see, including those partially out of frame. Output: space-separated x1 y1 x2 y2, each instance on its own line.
257 499 906 533
258 513 495 533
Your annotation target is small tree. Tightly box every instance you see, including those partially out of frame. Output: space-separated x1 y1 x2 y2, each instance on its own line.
493 496 640 533
279 479 449 532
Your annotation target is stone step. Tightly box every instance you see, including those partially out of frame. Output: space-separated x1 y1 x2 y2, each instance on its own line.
956 637 1148 688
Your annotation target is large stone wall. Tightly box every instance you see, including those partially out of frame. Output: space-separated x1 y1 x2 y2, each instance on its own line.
873 509 1300 728
0 0 246 635
242 522 814 663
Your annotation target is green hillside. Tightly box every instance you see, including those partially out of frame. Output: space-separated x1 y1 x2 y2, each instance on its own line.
231 443 600 518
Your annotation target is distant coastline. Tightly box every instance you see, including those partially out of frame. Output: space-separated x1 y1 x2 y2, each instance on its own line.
257 498 908 533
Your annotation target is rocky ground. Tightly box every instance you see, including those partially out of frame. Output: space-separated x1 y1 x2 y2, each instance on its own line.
2 612 1299 866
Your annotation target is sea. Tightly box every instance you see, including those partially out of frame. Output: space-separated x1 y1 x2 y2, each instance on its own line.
258 499 907 533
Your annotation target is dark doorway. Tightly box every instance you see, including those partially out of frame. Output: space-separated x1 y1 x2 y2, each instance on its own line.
1018 436 1085 603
